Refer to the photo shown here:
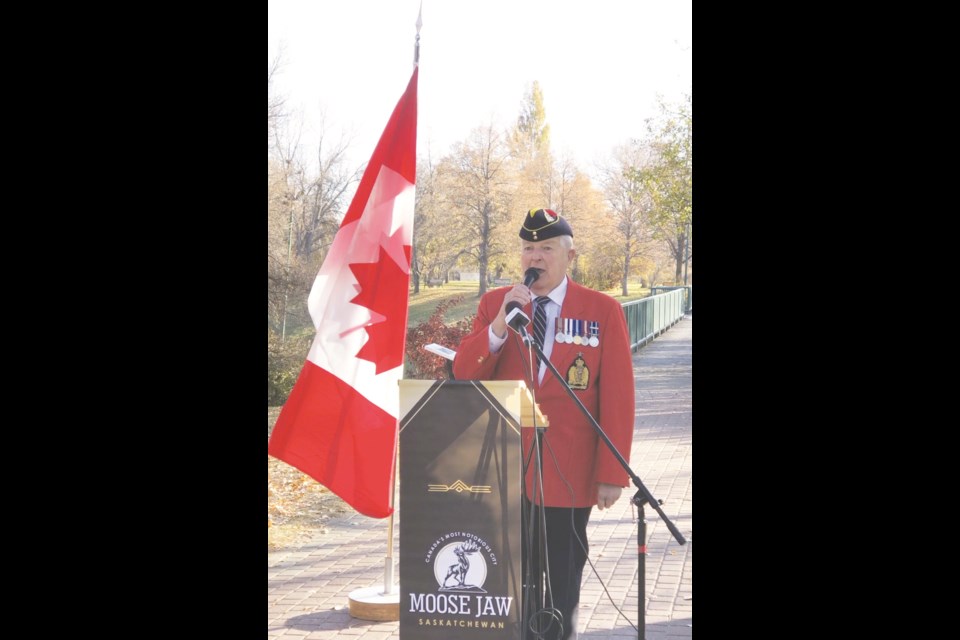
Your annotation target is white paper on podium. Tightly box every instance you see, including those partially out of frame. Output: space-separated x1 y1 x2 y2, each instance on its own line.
422 343 456 360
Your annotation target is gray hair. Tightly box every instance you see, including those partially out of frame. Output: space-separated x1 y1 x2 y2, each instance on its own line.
519 234 576 251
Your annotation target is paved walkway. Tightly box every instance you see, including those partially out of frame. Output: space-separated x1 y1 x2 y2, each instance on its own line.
268 315 692 639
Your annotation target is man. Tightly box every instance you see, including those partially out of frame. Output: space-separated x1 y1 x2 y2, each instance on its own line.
453 208 636 640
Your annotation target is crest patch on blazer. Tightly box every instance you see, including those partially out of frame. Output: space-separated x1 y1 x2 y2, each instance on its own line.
566 352 590 390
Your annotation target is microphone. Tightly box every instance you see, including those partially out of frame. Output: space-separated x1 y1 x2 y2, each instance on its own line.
505 268 541 334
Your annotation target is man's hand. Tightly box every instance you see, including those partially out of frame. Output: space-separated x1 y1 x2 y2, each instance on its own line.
597 483 622 510
493 284 532 338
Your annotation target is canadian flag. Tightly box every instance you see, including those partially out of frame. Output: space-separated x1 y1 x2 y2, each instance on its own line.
268 67 418 518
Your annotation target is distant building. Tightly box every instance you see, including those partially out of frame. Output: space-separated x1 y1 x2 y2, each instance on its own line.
459 272 480 281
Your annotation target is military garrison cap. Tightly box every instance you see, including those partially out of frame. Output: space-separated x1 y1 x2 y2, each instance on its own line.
519 208 573 241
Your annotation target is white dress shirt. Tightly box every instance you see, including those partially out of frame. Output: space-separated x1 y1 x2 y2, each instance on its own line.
488 276 569 384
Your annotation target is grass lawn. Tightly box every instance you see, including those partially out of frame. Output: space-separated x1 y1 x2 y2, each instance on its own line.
281 280 652 340
407 279 651 328
407 280 482 326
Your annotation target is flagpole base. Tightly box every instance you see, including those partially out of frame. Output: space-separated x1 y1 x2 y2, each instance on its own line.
348 585 400 621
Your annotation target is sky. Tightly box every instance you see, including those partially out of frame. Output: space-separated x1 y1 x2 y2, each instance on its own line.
268 0 691 175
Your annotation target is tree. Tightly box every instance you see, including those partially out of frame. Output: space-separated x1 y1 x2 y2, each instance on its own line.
509 80 558 221
295 128 361 261
268 50 288 151
435 123 515 297
508 81 550 167
268 54 302 338
267 55 365 403
268 109 363 337
598 142 657 295
636 95 692 284
529 153 608 289
505 84 615 289
412 150 464 294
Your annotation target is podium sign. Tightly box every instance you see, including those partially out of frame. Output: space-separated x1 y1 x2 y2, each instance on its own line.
398 380 543 639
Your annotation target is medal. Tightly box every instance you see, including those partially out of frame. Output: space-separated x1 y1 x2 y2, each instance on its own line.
589 321 599 347
572 319 583 345
554 316 565 344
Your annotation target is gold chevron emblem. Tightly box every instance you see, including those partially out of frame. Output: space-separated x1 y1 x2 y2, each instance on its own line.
427 480 492 493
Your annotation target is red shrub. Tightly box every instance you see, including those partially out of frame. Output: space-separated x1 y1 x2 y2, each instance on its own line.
405 296 475 379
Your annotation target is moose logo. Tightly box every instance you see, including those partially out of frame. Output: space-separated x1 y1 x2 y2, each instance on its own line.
433 538 488 593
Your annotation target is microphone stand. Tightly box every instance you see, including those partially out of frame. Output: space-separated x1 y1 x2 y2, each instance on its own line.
510 315 561 640
512 323 687 640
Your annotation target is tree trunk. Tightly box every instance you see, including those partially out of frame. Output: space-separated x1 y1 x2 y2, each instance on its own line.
478 251 489 297
622 250 631 296
674 232 685 284
478 205 491 297
411 245 420 294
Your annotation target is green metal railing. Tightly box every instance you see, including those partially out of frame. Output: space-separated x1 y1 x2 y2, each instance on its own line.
622 287 691 352
650 286 692 315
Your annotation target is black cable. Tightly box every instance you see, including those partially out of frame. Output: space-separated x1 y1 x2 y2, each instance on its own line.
510 327 567 639
540 431 640 635
510 320 636 637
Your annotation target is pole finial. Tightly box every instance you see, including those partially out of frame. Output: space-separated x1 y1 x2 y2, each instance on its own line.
414 2 422 66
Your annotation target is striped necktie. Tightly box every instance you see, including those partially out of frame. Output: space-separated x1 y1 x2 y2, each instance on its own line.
533 296 551 369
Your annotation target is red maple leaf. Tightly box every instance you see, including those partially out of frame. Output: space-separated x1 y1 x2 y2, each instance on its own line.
349 244 411 374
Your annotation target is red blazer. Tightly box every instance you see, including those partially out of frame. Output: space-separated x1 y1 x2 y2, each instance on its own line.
452 279 636 508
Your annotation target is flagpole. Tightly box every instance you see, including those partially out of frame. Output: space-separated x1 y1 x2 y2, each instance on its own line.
383 440 398 595
381 0 421 599
346 7 421 622
414 1 422 67
348 435 401 621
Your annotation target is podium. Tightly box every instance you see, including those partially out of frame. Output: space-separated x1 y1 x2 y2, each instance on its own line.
398 380 547 640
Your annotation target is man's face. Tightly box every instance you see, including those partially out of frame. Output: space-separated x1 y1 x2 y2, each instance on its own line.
521 237 575 295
